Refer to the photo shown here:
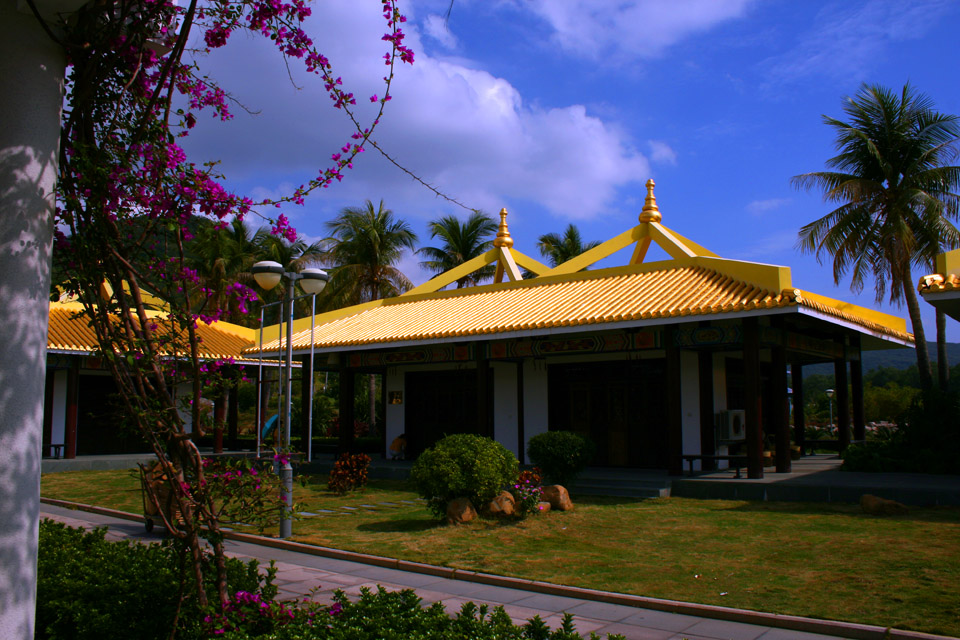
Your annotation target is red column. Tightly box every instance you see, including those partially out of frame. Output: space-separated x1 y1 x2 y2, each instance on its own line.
64 362 79 459
744 318 763 479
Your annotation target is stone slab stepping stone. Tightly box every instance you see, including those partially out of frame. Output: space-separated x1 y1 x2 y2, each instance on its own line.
358 504 377 508
315 509 336 513
339 506 358 511
300 512 319 517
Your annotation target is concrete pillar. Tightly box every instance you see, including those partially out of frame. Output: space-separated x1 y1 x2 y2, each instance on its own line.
850 335 865 442
476 344 491 438
743 319 763 479
0 2 68 636
697 350 716 469
772 344 791 473
665 326 683 476
791 359 806 455
227 385 238 451
835 355 851 450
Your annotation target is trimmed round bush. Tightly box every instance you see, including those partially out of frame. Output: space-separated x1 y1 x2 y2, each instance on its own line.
410 434 519 518
526 431 596 486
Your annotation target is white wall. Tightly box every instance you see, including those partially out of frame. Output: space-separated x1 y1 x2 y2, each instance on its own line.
522 359 549 456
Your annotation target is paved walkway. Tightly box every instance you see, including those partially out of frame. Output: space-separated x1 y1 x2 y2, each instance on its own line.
41 502 926 640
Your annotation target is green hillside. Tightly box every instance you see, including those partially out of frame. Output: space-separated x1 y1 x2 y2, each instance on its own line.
804 342 960 375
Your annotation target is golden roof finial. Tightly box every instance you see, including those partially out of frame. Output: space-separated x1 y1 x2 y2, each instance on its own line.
639 179 661 223
493 207 514 248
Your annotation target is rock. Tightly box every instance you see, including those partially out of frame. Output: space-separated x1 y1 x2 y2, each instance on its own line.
537 501 552 513
485 491 516 517
860 494 909 516
541 485 574 511
446 497 477 524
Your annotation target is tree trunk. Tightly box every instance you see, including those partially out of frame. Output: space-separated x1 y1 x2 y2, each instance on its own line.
902 275 934 392
937 309 949 390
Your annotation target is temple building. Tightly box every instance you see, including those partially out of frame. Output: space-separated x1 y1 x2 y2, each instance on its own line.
920 248 960 322
249 181 912 479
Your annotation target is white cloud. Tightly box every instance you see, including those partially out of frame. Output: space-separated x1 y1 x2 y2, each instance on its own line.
647 140 677 166
761 0 955 85
181 1 648 223
521 0 755 63
746 198 790 215
423 14 458 50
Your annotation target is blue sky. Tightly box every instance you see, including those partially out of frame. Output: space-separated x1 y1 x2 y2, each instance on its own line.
182 0 960 341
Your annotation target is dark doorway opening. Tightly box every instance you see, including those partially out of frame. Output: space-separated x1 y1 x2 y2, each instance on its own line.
548 359 667 468
404 369 483 457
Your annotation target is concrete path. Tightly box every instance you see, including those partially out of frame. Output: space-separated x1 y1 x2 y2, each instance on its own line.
40 502 904 640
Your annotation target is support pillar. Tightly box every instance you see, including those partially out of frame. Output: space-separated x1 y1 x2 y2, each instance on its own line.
213 395 226 453
744 318 764 479
791 359 806 455
476 344 491 438
835 353 851 450
64 362 79 459
338 367 355 454
665 326 683 476
227 385 239 451
850 336 865 442
772 344 791 473
516 361 525 464
0 2 69 636
43 369 54 456
697 350 716 469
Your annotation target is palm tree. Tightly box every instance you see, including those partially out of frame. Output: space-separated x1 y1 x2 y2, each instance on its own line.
190 218 260 324
322 200 418 434
321 199 418 307
794 83 960 392
418 211 498 288
537 224 601 267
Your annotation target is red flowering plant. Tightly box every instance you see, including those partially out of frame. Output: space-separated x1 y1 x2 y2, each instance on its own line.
512 467 544 517
40 0 412 615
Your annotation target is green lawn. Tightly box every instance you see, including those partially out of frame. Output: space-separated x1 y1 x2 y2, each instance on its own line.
41 470 960 637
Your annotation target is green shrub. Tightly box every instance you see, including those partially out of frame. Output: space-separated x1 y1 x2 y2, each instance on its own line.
526 431 596 486
410 434 519 518
216 586 625 639
37 519 274 640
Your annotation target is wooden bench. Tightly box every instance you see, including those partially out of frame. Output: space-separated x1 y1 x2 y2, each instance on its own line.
681 454 749 478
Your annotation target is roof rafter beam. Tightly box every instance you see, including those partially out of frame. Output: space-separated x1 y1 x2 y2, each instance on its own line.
401 248 500 297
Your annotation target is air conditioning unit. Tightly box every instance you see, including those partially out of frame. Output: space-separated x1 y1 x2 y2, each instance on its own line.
718 410 746 441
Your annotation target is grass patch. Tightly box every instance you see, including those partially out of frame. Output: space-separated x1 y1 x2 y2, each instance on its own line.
42 470 960 636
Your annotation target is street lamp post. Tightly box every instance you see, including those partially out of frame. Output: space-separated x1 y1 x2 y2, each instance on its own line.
251 260 328 539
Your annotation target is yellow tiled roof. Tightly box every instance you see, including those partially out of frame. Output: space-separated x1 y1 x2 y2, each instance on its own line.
48 303 259 363
249 263 912 353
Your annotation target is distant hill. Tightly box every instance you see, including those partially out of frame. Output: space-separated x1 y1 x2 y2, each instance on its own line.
804 342 960 376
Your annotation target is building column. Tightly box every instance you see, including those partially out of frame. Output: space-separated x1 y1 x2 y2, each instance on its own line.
697 350 716 469
743 318 764 479
834 351 851 450
515 361 525 464
0 2 68 636
338 367 355 454
791 359 806 455
850 335 865 442
227 384 239 451
665 326 683 476
476 344 491 438
299 355 313 450
64 362 79 459
772 344 791 473
213 395 226 453
43 369 55 456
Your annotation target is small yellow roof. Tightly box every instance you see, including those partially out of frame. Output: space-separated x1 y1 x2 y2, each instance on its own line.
48 302 262 364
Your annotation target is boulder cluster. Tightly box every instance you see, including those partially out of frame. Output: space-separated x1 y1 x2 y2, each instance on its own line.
446 485 574 524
